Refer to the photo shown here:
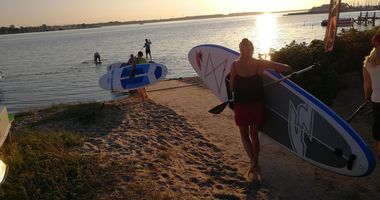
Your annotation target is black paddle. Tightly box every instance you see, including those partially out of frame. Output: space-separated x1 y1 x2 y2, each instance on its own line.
209 64 319 114
346 101 369 122
208 100 232 114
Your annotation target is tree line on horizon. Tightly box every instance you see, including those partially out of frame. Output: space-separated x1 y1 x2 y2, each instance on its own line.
0 12 265 35
1 3 379 35
0 23 103 35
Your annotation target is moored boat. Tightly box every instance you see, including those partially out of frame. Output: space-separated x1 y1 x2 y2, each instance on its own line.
321 18 353 27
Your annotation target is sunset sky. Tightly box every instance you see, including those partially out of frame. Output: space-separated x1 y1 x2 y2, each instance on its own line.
0 0 358 27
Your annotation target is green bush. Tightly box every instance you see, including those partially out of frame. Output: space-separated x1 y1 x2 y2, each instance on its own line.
270 39 342 105
269 27 380 105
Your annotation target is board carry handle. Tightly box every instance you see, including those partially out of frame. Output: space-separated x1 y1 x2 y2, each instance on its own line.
209 63 320 114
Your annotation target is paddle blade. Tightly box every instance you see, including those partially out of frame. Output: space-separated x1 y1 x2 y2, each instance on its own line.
208 101 229 114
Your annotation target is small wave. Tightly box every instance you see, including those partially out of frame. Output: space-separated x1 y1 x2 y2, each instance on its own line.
3 66 88 80
81 58 108 65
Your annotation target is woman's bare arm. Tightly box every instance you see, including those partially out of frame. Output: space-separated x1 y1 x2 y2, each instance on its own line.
261 60 291 72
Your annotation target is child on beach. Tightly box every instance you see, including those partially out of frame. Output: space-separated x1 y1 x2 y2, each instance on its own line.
363 34 380 158
229 38 290 181
127 54 137 77
127 54 136 66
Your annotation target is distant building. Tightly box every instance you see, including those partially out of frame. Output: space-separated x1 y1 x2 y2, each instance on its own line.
309 3 351 13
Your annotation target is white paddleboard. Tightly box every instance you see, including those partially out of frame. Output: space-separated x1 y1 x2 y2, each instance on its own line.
188 44 376 177
99 62 168 92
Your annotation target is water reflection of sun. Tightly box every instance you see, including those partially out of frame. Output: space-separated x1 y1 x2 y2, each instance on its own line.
255 13 277 60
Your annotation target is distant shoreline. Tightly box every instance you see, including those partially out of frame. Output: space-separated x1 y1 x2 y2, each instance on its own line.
0 9 306 35
2 7 379 35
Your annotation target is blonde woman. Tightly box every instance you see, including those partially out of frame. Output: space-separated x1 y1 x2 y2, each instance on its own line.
363 34 380 158
229 38 290 181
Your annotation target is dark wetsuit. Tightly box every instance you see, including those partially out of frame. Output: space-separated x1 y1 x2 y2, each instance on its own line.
144 41 151 55
233 62 265 126
94 52 101 63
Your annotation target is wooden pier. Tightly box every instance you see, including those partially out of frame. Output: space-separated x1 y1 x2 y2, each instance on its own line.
321 11 380 27
353 11 380 26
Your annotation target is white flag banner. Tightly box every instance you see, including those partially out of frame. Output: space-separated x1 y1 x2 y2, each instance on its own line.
324 0 341 52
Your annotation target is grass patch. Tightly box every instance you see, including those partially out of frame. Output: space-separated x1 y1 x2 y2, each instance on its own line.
1 102 182 199
13 111 34 121
0 129 113 200
36 102 119 125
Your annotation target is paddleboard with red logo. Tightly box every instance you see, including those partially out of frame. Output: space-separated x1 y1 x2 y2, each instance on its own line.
188 44 375 177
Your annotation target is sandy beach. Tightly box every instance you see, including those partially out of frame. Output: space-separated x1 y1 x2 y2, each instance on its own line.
146 76 380 200
10 74 380 200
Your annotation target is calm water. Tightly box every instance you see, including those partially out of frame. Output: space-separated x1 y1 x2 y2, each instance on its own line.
0 11 377 112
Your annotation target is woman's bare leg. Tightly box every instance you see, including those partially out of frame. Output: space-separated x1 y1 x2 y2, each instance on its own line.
239 126 254 163
249 125 260 170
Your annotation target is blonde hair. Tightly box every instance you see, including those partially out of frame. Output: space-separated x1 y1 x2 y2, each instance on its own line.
364 34 380 67
239 38 254 60
364 47 380 67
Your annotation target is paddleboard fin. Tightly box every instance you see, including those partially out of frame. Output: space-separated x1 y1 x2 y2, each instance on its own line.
334 148 356 171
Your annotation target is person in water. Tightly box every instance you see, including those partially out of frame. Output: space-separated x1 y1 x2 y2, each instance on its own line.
143 39 152 61
230 38 290 181
363 34 380 158
94 52 101 63
135 51 148 100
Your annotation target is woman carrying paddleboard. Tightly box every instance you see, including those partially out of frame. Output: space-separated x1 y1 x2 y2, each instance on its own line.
230 38 290 181
363 34 380 158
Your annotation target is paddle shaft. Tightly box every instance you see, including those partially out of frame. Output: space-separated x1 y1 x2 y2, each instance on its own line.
264 64 318 87
209 64 319 114
346 101 369 122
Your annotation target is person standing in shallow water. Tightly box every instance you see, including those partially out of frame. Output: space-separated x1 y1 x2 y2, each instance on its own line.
143 39 152 61
230 38 290 181
94 52 101 63
363 34 380 158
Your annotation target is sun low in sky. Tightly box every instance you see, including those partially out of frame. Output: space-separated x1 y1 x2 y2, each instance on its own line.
0 0 330 27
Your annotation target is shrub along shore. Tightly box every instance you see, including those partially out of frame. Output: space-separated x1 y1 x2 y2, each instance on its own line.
270 26 380 105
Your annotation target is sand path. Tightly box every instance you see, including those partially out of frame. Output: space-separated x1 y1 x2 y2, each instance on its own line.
147 79 380 200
